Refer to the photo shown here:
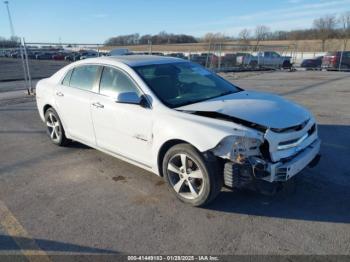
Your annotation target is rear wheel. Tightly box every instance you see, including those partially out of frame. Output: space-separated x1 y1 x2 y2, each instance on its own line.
162 143 222 207
249 61 258 69
282 60 292 69
44 108 69 146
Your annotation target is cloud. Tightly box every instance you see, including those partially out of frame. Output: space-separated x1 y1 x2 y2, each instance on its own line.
185 0 350 36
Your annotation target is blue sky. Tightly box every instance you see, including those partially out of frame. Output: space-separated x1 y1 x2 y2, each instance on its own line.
0 0 349 43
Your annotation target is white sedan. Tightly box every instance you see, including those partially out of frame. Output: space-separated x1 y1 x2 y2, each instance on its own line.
36 55 321 206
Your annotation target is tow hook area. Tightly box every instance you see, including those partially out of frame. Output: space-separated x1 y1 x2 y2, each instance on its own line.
308 154 321 168
223 161 282 195
223 158 270 189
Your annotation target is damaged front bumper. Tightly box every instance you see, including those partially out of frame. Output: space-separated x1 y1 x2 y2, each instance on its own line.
264 138 321 182
223 138 321 188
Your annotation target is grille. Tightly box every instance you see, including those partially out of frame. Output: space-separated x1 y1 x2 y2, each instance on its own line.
277 124 316 150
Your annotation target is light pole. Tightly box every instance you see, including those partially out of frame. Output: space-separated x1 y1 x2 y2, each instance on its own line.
4 0 15 38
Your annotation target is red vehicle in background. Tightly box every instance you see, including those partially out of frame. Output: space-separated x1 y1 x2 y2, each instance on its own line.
322 51 350 71
52 53 65 60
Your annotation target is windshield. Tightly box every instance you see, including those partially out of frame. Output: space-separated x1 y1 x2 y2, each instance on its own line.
133 62 241 108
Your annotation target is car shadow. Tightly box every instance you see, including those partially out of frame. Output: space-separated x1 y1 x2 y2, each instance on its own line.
0 235 117 254
206 124 350 224
67 141 91 149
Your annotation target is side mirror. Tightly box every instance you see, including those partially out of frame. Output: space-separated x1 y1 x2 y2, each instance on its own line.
116 92 141 104
116 92 150 108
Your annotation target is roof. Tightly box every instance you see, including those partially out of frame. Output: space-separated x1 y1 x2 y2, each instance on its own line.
98 55 185 67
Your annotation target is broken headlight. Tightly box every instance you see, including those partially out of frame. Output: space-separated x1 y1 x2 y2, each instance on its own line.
212 135 263 163
232 136 261 163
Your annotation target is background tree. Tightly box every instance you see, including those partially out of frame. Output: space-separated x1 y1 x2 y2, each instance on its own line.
202 32 226 43
0 36 19 48
254 25 270 50
339 11 350 51
238 28 251 45
313 15 337 51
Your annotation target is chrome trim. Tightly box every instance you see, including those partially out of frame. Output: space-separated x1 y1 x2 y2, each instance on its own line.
277 133 309 150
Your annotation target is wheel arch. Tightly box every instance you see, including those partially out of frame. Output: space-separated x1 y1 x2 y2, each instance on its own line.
157 139 200 177
42 104 69 138
43 104 53 115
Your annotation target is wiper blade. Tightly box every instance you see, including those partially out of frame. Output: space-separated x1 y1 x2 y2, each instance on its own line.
176 91 238 107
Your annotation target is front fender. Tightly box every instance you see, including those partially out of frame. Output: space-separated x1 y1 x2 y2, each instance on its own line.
151 110 263 172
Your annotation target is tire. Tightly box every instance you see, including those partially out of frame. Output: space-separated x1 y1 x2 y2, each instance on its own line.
282 61 292 69
249 61 258 69
44 108 70 146
162 143 222 207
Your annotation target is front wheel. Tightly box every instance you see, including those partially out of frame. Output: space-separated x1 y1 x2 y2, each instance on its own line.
162 143 222 206
44 108 69 146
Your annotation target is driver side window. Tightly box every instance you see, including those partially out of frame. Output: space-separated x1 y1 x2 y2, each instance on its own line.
99 67 140 98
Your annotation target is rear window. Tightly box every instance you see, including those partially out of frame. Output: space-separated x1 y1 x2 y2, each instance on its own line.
61 69 72 86
69 65 99 91
343 51 350 58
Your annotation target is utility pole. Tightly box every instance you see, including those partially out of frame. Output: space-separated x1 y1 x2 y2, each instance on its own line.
4 1 15 37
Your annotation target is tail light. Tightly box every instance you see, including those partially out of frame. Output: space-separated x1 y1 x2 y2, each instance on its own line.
323 55 337 65
330 56 337 65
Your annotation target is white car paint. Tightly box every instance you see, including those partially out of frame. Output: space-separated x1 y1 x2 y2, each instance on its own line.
177 90 310 129
36 55 320 183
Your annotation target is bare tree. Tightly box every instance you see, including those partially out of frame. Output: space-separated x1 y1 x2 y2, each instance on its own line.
313 15 337 51
254 25 270 50
202 32 226 43
238 28 251 45
339 11 350 50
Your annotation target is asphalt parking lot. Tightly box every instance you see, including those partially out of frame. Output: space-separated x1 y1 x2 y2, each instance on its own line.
0 70 349 257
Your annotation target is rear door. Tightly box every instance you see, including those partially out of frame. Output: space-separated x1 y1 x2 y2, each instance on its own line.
55 65 100 145
270 52 281 67
341 52 350 69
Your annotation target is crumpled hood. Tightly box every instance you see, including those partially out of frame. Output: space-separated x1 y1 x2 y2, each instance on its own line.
177 91 310 129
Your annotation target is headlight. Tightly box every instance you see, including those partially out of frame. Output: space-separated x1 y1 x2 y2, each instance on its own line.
232 136 261 163
212 136 262 163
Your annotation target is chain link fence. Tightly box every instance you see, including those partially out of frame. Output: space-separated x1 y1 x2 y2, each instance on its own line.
1 41 349 94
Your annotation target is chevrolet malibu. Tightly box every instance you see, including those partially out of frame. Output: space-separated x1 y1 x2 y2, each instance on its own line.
36 56 321 206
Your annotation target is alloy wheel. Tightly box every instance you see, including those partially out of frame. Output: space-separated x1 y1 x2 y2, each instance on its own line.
167 153 205 200
46 112 61 143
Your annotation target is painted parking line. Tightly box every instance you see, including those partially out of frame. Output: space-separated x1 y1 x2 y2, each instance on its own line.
0 201 51 262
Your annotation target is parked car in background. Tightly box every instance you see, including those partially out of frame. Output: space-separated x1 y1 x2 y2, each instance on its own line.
27 52 40 59
109 48 133 56
150 52 164 56
221 53 237 68
52 53 66 60
65 53 81 62
189 54 206 66
237 51 292 69
80 50 99 60
10 51 19 58
236 53 254 67
300 56 323 70
189 53 218 67
322 51 350 71
36 56 320 206
167 53 186 59
36 52 53 60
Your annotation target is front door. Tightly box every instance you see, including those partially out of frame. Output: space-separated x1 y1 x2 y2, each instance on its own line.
90 66 153 166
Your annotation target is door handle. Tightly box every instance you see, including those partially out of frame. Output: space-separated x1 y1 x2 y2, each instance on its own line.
92 102 104 109
56 91 64 97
